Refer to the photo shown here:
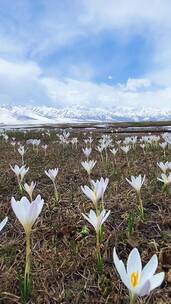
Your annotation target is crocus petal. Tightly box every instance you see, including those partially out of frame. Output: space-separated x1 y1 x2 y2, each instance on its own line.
0 217 8 232
96 210 105 231
142 175 146 184
11 195 44 234
137 280 151 297
149 272 165 291
101 210 111 225
140 255 158 286
127 248 142 278
113 248 130 289
126 178 133 187
88 209 98 229
28 195 44 228
81 186 94 202
11 196 31 229
82 210 97 230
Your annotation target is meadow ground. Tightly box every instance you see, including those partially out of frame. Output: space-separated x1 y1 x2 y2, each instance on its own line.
0 128 170 304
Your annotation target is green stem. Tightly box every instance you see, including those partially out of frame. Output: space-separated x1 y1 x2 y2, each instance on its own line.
19 182 23 194
100 198 104 211
96 230 103 273
53 183 59 202
105 150 108 163
137 192 144 219
126 155 130 167
130 293 137 304
30 194 33 202
96 230 100 253
24 233 31 291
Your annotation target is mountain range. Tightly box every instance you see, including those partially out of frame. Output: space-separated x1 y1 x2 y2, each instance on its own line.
0 105 171 125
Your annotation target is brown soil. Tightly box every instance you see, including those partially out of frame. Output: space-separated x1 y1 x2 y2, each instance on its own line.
0 129 170 304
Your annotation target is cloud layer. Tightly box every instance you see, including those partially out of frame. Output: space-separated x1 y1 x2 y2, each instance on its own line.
0 0 171 110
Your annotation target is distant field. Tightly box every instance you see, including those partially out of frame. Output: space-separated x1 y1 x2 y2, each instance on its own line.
1 120 171 133
0 127 170 304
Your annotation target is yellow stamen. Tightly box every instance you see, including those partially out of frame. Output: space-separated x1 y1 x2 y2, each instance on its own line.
131 272 139 288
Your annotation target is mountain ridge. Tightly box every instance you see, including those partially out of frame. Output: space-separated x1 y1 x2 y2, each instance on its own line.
0 105 171 125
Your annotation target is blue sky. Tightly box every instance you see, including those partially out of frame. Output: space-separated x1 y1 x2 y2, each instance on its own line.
0 0 171 109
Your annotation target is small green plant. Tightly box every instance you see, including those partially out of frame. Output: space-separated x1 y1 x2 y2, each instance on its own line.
80 225 89 236
127 211 135 237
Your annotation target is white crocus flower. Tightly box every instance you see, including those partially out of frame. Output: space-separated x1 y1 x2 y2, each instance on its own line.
45 168 59 201
11 195 44 290
91 177 109 207
96 145 104 154
11 141 16 151
20 167 29 183
121 145 130 154
10 165 29 192
81 184 102 209
116 140 121 146
126 175 145 218
91 177 109 196
10 164 21 177
10 165 29 182
159 142 167 150
18 146 25 164
113 247 164 302
81 160 96 176
159 141 168 156
140 144 146 154
82 147 92 159
24 181 36 201
42 144 48 156
81 177 108 210
0 217 8 232
110 148 118 164
34 139 41 154
126 175 145 193
140 144 145 149
11 195 44 235
157 173 171 185
45 168 59 183
157 162 168 174
110 148 118 156
96 145 104 162
42 143 47 150
18 146 25 156
82 209 110 234
121 146 130 165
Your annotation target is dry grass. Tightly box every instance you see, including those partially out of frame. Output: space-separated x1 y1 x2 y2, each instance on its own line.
0 129 170 304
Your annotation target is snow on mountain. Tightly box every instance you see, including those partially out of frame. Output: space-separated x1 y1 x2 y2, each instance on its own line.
0 105 171 125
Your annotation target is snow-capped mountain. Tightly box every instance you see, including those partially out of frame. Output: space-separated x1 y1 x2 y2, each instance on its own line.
0 105 171 125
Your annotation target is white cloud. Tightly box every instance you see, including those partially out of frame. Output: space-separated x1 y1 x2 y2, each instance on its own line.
124 78 151 91
80 0 171 90
1 0 170 61
0 58 49 106
81 0 171 30
0 59 41 78
0 57 170 110
0 1 171 111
